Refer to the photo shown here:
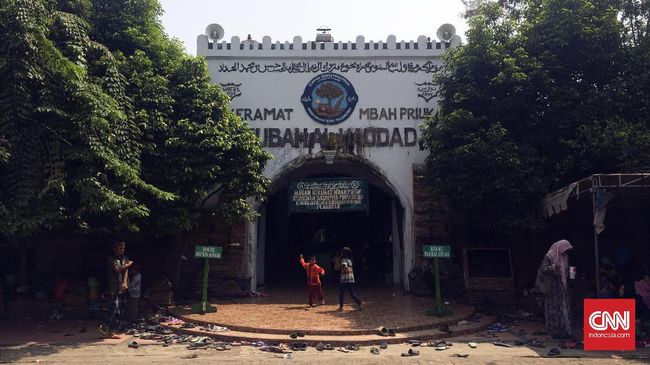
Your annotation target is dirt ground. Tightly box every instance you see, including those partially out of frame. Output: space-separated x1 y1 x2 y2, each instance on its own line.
1 340 649 365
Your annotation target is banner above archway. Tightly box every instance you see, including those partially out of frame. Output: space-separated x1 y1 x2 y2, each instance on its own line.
289 178 368 213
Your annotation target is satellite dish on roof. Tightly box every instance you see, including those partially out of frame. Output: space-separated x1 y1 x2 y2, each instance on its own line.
436 23 456 42
205 23 224 41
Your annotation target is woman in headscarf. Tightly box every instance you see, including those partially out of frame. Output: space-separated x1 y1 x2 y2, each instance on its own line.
535 240 573 338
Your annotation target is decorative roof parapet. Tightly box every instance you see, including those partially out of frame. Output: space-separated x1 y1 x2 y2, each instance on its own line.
197 34 461 58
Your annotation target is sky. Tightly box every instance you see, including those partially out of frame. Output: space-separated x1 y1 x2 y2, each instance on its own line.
158 0 469 55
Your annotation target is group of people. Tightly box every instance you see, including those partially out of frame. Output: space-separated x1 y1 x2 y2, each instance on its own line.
298 246 362 311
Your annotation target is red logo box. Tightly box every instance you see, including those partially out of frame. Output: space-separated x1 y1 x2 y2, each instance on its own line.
584 299 635 350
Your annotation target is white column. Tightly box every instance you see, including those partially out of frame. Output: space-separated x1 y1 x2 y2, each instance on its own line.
402 204 414 292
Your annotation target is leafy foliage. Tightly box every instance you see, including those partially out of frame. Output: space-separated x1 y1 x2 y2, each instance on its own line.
421 0 650 237
0 0 270 238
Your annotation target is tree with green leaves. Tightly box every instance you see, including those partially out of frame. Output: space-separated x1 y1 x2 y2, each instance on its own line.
0 0 270 240
421 0 650 239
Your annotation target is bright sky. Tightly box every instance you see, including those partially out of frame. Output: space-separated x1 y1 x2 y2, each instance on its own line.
158 0 469 55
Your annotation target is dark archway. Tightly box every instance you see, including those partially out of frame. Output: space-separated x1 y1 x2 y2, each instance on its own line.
256 158 404 288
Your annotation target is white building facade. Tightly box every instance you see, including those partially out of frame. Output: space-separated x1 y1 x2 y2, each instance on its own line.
198 26 460 291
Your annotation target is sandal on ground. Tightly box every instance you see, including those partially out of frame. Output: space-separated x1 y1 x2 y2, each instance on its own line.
451 353 469 357
547 348 561 357
401 349 419 357
493 341 512 348
468 342 478 349
526 339 545 348
370 347 380 355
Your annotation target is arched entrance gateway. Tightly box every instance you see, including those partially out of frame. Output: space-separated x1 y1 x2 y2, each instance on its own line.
252 156 407 289
197 24 460 293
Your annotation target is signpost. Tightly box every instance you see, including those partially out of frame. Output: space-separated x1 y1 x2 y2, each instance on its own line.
423 245 451 315
192 245 222 314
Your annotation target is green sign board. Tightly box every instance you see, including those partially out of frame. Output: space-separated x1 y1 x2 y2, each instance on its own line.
423 245 451 258
195 245 222 259
288 178 368 213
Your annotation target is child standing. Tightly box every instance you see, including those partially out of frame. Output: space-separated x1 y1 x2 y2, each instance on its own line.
299 254 325 307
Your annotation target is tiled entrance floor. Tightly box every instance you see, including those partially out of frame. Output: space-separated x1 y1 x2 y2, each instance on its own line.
172 287 474 334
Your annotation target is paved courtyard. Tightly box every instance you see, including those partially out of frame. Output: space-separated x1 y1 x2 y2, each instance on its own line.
173 287 473 333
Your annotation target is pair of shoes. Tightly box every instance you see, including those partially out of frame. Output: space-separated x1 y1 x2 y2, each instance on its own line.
345 343 360 351
401 349 419 356
378 327 396 337
289 331 306 339
378 327 389 336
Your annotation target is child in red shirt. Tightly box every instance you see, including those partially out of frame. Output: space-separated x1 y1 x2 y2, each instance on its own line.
299 254 325 307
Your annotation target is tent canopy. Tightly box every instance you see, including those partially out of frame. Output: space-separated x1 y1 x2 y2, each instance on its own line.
542 173 650 297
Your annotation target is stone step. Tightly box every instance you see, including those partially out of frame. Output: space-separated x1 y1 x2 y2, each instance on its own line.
161 315 495 346
168 304 476 336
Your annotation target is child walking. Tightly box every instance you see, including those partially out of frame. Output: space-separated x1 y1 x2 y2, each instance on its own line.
299 254 325 307
338 247 362 311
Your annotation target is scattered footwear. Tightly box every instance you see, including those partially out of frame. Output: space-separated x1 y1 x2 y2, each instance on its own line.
401 349 419 357
435 345 448 351
388 328 396 336
379 341 388 349
128 340 139 349
547 347 561 357
370 347 380 355
408 339 421 346
337 347 349 353
316 342 325 351
451 353 469 357
290 332 298 339
468 342 478 349
378 327 389 336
